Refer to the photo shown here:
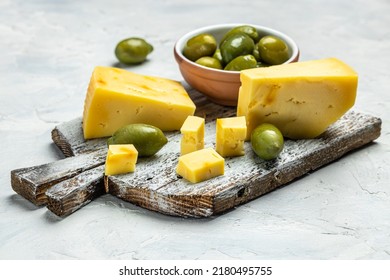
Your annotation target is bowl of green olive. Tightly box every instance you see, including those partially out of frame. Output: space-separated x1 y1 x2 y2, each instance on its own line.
174 23 299 106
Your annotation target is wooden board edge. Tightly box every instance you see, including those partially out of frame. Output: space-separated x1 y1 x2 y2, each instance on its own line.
46 165 105 217
107 177 215 218
10 167 77 206
51 127 75 157
10 150 106 206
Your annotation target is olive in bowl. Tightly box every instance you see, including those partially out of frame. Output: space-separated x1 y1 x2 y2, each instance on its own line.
174 24 299 106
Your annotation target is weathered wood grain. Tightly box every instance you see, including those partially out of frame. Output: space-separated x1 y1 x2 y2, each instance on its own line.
45 165 105 217
106 111 381 217
10 149 106 206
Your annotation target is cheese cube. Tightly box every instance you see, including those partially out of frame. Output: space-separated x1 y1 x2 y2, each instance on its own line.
216 116 247 157
83 66 196 139
237 58 358 139
176 148 224 183
105 144 138 175
180 116 205 155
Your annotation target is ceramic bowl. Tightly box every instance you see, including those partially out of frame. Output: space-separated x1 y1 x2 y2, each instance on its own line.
174 23 300 106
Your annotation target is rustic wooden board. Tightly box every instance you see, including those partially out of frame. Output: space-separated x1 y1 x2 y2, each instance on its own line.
106 111 381 217
10 149 106 206
50 103 381 217
10 88 382 217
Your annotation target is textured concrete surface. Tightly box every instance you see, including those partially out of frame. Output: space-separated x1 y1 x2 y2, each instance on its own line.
0 0 389 259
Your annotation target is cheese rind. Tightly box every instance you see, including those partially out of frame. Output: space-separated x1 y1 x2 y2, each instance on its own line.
180 116 205 155
105 144 138 175
83 66 196 139
216 116 247 157
237 58 358 139
176 148 224 183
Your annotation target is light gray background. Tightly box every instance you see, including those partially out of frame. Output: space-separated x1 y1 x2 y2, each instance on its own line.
1 0 389 259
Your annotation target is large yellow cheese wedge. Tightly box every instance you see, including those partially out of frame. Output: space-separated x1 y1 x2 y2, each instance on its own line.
83 66 196 139
237 58 358 139
176 148 224 183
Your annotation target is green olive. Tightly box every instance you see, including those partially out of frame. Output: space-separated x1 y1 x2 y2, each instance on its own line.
220 25 260 47
224 54 257 71
256 35 289 65
252 47 261 61
220 33 255 65
195 56 223 69
251 123 284 160
115 37 153 65
107 124 168 157
212 49 224 65
183 33 217 62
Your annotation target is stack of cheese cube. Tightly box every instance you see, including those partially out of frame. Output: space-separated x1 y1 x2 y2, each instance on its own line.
176 115 247 184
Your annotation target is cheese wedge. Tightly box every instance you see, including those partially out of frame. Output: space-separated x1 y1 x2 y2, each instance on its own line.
176 148 224 183
83 66 196 139
180 116 205 155
105 144 138 175
237 58 358 139
216 116 247 157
